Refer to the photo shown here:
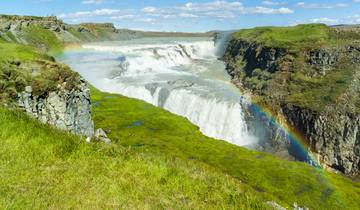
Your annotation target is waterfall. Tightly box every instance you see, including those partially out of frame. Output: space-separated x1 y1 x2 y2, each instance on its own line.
60 37 259 147
96 78 257 146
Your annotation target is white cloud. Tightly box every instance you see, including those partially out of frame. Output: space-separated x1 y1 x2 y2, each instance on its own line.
296 2 348 9
59 9 121 18
142 7 157 13
179 1 244 12
58 0 294 26
309 17 339 24
294 15 360 26
110 15 136 20
137 18 155 23
244 6 293 14
82 0 105 5
262 1 287 6
179 13 199 18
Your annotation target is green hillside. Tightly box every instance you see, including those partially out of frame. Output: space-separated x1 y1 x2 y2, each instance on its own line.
0 16 359 209
1 86 359 209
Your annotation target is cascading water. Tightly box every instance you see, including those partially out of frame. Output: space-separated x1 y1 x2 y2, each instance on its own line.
58 37 259 147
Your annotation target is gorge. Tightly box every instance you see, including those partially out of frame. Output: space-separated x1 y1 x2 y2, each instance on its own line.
0 14 359 210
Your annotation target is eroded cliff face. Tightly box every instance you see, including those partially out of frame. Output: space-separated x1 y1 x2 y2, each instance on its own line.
0 58 95 138
223 38 360 176
17 81 94 137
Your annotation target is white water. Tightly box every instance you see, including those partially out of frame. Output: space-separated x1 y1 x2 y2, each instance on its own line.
58 37 258 146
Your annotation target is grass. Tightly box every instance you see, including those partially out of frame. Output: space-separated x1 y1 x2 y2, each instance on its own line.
0 88 359 209
233 24 355 51
22 26 64 54
286 66 355 110
0 43 48 62
0 108 268 209
90 87 360 210
0 44 79 103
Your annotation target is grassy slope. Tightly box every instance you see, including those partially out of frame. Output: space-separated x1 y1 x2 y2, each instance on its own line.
0 42 48 62
22 26 64 54
90 88 360 210
233 24 356 51
0 108 265 209
0 88 359 209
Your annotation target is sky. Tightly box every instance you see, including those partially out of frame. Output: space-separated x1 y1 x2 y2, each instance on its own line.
0 0 360 32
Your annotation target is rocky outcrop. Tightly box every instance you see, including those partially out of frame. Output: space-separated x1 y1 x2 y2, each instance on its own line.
223 38 360 176
0 15 66 33
17 81 94 137
307 44 360 75
224 39 287 76
281 104 360 175
94 128 111 144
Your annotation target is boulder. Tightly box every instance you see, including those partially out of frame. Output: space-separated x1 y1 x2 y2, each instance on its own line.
94 128 111 144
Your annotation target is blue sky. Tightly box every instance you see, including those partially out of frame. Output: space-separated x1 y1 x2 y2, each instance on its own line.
0 0 360 32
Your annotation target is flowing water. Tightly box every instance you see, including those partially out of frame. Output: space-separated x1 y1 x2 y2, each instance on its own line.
58 37 260 147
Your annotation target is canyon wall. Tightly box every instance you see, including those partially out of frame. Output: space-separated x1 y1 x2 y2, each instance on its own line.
224 35 360 176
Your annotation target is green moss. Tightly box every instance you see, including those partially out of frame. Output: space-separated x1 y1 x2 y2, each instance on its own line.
0 43 78 103
286 67 354 110
23 26 64 54
233 24 355 51
0 43 47 61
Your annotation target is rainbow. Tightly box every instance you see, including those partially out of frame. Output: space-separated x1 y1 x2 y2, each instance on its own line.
243 97 321 168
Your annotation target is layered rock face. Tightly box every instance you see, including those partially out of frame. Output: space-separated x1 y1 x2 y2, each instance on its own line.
224 37 360 176
0 15 66 32
282 104 360 175
17 81 94 137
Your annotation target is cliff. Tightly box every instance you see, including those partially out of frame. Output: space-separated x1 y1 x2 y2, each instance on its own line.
0 54 94 137
223 24 360 176
0 15 96 137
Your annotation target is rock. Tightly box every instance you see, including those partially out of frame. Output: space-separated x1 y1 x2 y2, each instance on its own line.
265 201 286 210
94 128 112 144
167 79 194 89
17 81 95 138
85 137 91 143
293 202 309 210
281 104 360 176
24 86 32 94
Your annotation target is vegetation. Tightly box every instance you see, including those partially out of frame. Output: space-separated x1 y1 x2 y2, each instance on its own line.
23 26 64 54
0 16 359 209
228 24 360 112
0 88 359 209
0 43 79 103
0 108 266 209
233 24 360 51
90 87 360 210
0 43 47 62
286 66 355 110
